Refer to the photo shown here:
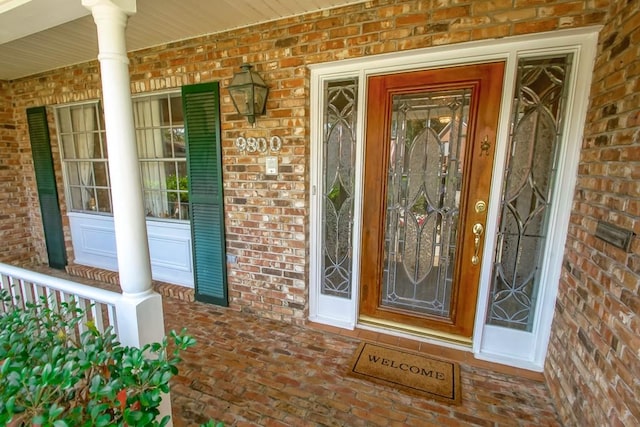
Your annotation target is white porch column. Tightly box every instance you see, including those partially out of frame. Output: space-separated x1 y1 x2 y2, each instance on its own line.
83 1 171 423
82 0 151 297
82 0 167 352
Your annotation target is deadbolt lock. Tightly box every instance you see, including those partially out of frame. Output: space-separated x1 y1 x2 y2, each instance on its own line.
474 200 487 213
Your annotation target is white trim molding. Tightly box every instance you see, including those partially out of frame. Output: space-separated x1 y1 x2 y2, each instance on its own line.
69 213 194 288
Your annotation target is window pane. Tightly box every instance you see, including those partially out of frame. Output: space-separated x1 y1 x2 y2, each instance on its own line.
58 108 72 133
487 55 572 331
61 135 75 159
69 187 83 211
96 188 112 213
173 127 186 158
164 161 177 178
65 162 81 186
134 98 164 159
170 95 184 124
177 161 187 178
97 133 107 158
321 78 358 298
94 161 109 187
144 189 167 218
133 92 188 222
56 102 108 214
140 160 168 217
75 161 95 187
158 97 171 126
166 163 188 219
162 128 174 158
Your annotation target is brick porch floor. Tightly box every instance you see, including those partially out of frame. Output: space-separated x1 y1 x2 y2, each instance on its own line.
40 265 563 426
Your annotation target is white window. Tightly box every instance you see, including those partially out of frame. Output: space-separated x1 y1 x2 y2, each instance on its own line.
56 92 188 221
133 93 188 220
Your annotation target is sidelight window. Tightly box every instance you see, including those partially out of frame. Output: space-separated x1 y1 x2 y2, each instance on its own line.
320 78 358 298
487 55 573 331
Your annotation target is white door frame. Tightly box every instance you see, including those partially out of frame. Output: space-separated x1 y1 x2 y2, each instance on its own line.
309 26 600 371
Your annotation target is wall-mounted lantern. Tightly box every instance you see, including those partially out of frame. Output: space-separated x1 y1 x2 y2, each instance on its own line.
228 64 268 126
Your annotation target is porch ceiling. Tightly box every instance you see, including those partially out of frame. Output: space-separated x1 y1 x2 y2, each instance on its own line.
0 0 364 81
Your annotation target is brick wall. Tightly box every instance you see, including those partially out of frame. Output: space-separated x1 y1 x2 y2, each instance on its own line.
0 80 36 264
8 0 611 324
545 0 640 426
5 1 638 423
9 65 102 266
123 0 611 326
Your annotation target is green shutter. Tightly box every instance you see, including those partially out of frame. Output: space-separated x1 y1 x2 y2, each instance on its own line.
182 82 228 306
26 106 67 270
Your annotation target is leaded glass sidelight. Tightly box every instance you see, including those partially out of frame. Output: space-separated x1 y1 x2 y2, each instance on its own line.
488 55 572 331
321 79 358 298
382 90 470 318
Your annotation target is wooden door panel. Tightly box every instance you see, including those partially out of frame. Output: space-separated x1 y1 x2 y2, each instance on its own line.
360 62 505 339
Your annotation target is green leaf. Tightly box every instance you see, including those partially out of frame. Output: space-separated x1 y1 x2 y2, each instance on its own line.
95 414 114 427
41 362 53 382
160 370 172 384
4 395 15 413
49 404 65 418
125 409 144 423
98 384 114 397
32 415 46 425
0 293 199 426
1 357 12 375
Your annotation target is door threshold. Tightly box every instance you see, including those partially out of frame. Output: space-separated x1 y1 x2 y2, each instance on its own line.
358 315 472 348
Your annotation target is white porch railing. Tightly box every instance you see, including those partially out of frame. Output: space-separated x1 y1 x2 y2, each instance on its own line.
0 262 173 425
0 262 121 338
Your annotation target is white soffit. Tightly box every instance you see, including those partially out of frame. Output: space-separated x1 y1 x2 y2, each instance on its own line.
0 0 90 44
0 0 366 80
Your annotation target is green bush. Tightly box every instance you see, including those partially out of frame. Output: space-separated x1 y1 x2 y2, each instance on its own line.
0 290 202 427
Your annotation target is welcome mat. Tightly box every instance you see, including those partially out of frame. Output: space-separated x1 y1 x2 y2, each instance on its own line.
348 342 461 404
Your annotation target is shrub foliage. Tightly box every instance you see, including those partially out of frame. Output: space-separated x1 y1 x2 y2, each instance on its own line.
0 290 196 426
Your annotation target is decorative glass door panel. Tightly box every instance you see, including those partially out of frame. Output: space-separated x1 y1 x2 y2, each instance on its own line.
487 55 573 331
321 79 358 299
360 63 505 339
382 89 469 318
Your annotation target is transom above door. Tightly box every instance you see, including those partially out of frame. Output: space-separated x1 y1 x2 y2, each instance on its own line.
309 28 599 371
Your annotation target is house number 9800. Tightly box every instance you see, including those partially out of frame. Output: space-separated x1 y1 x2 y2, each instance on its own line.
235 136 282 154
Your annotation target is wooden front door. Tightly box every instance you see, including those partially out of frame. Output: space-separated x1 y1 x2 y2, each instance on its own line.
359 62 505 340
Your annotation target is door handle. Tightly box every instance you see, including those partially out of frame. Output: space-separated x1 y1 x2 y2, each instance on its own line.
471 223 484 265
